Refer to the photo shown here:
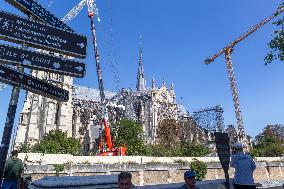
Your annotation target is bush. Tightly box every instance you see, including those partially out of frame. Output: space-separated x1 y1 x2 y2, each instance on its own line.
17 143 33 153
180 142 210 157
144 144 182 157
112 120 146 155
53 164 65 177
190 158 207 181
144 142 210 157
32 129 82 155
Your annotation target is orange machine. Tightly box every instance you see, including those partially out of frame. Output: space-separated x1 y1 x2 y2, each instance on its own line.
98 107 126 156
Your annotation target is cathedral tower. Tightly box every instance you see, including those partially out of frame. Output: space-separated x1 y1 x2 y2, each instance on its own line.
136 37 146 91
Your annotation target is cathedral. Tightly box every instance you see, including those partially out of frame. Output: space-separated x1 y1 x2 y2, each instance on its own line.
14 42 188 151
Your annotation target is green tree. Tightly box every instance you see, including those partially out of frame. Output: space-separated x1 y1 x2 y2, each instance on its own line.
180 142 210 157
265 3 284 64
251 126 284 157
32 129 82 155
156 118 181 147
112 119 145 155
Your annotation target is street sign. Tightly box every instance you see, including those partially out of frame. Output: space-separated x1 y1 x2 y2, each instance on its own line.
0 64 69 101
0 44 86 78
5 0 74 33
0 11 87 58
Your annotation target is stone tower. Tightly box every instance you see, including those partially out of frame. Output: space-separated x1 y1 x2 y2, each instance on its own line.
14 71 74 147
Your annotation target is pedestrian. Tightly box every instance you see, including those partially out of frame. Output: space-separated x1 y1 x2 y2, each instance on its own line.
118 171 135 189
2 150 24 189
179 170 201 189
230 142 256 189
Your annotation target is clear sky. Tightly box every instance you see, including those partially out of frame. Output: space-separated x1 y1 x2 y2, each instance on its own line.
0 0 283 141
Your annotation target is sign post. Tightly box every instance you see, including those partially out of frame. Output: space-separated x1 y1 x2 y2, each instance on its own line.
215 132 231 189
0 44 86 77
0 11 87 58
0 65 69 102
5 0 74 32
0 63 23 187
0 0 87 186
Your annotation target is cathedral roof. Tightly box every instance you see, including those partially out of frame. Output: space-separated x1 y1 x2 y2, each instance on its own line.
72 85 116 102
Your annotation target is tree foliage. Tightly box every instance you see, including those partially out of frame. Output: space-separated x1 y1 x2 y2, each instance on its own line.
144 142 210 157
180 142 210 157
31 130 82 155
145 118 210 157
190 158 207 181
112 119 146 155
265 3 284 64
156 118 181 147
251 125 284 157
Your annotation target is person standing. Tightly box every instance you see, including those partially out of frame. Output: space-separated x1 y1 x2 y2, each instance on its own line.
2 150 24 189
179 170 201 189
230 142 256 189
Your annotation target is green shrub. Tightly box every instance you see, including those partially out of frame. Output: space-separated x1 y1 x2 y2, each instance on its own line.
17 143 33 153
180 142 210 157
144 143 209 157
190 158 207 181
53 164 65 177
32 129 82 155
112 120 146 155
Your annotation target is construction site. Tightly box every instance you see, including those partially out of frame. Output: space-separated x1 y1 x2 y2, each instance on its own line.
0 0 283 188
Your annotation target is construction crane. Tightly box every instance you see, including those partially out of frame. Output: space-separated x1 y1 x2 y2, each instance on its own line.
205 6 284 144
62 0 126 156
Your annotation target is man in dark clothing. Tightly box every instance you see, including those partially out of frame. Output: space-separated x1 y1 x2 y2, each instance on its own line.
2 150 24 189
179 170 201 189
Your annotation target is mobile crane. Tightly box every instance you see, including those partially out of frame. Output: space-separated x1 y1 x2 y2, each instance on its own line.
62 0 126 156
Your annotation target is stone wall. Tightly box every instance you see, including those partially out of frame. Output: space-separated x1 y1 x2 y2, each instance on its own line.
18 153 284 186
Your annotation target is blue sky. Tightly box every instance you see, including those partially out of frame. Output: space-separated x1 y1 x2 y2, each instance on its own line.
0 0 283 140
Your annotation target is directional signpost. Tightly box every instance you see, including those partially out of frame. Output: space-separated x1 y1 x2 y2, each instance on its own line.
5 0 74 32
0 0 88 186
0 44 86 77
0 11 87 58
215 132 231 189
0 64 69 101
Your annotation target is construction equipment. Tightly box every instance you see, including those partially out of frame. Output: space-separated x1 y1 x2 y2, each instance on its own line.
63 0 126 156
205 6 284 144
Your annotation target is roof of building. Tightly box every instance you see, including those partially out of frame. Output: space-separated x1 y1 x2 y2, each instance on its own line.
72 85 117 102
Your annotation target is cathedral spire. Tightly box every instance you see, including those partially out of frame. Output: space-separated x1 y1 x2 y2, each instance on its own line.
136 35 146 91
152 78 155 89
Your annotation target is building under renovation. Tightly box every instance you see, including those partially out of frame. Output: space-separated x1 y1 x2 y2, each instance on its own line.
14 44 191 151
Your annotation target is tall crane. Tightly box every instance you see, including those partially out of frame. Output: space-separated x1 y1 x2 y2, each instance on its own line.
62 0 126 156
205 6 283 144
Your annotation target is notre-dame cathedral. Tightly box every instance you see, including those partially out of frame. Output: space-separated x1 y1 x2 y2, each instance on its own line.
14 42 194 152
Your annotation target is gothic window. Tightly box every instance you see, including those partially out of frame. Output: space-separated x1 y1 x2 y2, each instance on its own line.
19 113 28 125
46 102 56 125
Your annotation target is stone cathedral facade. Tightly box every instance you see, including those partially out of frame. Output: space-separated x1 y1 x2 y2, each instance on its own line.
14 44 188 150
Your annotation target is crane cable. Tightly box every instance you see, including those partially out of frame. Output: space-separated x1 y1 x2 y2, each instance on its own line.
47 0 54 8
101 0 120 91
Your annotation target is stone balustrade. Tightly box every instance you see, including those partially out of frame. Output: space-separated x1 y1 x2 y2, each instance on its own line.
18 153 284 187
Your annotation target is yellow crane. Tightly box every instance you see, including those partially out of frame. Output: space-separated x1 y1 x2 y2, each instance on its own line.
205 6 283 144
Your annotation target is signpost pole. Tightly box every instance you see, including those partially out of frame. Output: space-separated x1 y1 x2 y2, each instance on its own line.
214 132 231 189
0 65 23 186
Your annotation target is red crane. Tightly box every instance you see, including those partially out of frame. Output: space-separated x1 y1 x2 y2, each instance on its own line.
63 0 126 156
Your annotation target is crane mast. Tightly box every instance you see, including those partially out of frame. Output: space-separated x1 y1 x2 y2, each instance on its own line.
205 7 283 144
89 14 113 152
62 0 125 155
